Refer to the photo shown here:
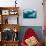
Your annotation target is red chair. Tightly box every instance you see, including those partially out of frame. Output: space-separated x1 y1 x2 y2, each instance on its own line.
21 28 41 46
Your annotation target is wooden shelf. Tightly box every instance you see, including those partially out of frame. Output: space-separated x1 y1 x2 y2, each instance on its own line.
0 7 19 10
1 40 19 46
0 24 19 32
0 7 19 46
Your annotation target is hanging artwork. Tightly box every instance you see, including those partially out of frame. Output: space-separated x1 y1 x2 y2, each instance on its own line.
2 10 9 15
23 9 37 18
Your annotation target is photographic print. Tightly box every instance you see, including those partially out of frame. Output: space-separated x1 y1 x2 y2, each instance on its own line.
23 9 37 18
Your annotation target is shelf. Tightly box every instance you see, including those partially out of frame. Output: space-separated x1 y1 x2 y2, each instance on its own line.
0 24 19 32
2 40 19 43
0 7 19 46
0 7 19 9
2 40 19 46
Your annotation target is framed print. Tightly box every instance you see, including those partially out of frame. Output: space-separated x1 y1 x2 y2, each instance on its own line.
10 11 15 15
10 12 17 15
2 10 9 15
9 10 17 15
23 9 37 18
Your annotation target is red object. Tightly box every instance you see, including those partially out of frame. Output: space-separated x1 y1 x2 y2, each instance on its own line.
21 28 41 46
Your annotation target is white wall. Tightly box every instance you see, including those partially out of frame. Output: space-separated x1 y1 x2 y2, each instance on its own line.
0 0 44 26
18 0 44 26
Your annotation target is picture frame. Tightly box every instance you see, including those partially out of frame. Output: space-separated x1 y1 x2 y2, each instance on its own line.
23 9 37 18
2 10 9 15
9 10 17 15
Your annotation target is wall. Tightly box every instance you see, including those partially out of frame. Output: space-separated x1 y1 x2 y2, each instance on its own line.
0 0 44 26
18 0 44 26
